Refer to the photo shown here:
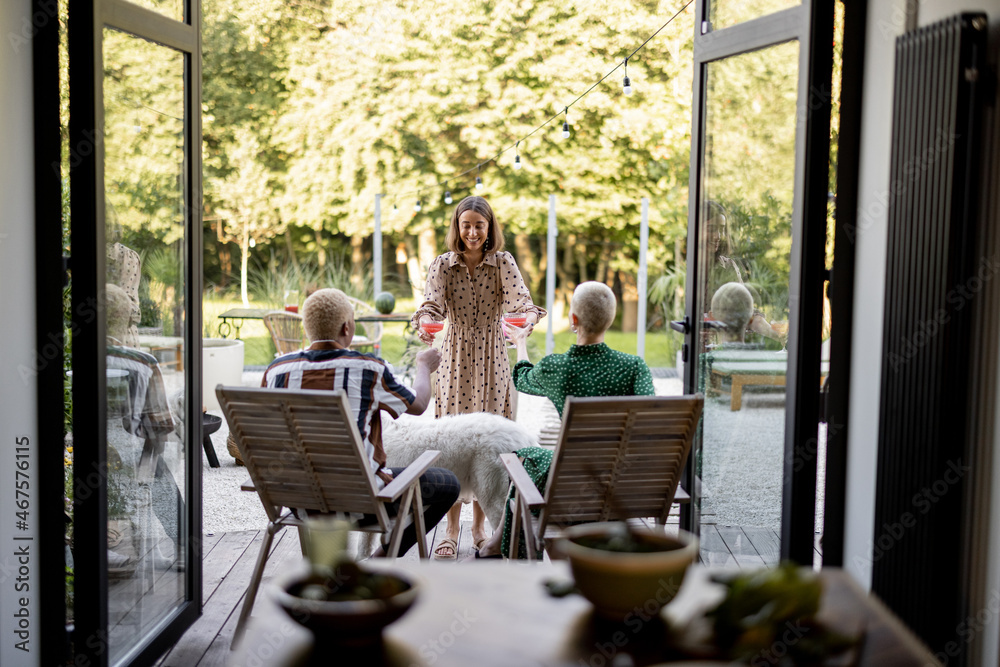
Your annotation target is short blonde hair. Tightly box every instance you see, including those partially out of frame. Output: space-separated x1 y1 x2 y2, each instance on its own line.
711 282 753 336
570 282 617 335
302 288 354 341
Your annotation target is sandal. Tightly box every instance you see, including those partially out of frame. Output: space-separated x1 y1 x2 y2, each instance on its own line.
473 536 488 552
433 537 458 560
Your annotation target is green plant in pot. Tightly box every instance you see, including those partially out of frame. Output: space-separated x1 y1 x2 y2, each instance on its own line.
273 518 419 652
555 522 699 621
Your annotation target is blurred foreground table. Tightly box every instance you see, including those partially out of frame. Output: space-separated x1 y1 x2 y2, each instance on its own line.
232 562 937 666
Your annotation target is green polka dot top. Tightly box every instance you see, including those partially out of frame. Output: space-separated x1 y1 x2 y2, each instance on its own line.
512 343 655 416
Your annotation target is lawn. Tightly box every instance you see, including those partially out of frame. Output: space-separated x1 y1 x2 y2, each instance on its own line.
204 295 682 369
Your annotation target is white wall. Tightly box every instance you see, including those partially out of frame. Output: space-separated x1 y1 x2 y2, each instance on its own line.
843 0 909 589
0 1 40 665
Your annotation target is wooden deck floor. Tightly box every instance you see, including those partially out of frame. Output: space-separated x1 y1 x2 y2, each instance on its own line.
155 516 818 666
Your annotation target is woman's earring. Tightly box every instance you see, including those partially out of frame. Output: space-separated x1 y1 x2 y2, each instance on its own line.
485 237 490 250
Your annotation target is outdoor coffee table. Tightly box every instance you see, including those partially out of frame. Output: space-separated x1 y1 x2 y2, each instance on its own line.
232 561 937 666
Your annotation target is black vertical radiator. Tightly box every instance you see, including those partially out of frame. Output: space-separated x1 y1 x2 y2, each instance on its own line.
872 12 986 660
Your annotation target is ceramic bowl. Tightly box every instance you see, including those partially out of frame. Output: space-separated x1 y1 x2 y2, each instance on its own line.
273 566 419 647
556 522 698 620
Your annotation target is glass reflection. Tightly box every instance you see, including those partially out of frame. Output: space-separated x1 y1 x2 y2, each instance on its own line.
103 27 187 665
125 0 184 23
696 41 798 564
709 0 800 32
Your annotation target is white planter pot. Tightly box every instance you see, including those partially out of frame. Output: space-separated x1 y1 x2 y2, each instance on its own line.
202 338 245 411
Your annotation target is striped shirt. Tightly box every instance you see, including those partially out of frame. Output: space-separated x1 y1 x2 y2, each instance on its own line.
261 341 415 487
106 345 175 438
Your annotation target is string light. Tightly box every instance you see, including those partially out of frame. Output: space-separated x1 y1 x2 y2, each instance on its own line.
414 200 422 212
444 191 453 204
383 0 691 206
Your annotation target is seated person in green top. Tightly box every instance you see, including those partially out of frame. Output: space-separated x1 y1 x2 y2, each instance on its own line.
472 281 655 559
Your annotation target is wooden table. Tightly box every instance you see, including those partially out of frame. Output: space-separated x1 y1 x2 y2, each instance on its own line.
231 561 938 666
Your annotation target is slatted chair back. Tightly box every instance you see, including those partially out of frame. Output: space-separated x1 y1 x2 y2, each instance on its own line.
540 394 703 535
263 311 307 357
217 385 391 531
346 296 384 352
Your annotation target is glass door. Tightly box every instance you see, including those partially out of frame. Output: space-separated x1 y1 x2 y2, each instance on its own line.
69 1 202 664
681 0 833 565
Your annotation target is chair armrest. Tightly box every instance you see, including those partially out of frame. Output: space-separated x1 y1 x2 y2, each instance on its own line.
241 477 255 492
500 453 545 509
674 485 690 503
377 450 441 502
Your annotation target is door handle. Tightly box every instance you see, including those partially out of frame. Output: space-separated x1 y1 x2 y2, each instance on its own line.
669 317 690 334
702 319 728 330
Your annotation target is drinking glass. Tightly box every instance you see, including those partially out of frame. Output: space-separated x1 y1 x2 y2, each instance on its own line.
420 320 445 348
284 290 300 313
302 516 353 573
771 320 789 353
502 312 529 349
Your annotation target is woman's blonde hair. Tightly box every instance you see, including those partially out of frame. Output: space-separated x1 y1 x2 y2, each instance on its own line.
302 288 354 341
445 196 506 255
570 282 617 335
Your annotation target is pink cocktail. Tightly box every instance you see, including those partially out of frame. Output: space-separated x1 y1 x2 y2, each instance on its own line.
284 305 299 313
421 322 444 335
504 315 528 327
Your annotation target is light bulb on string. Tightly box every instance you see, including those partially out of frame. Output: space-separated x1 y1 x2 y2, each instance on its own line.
444 191 453 205
623 57 633 96
475 164 484 190
249 238 256 248
513 141 522 170
414 200 422 212
561 107 570 139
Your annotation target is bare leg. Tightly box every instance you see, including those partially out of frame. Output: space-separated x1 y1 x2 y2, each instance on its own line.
471 500 488 547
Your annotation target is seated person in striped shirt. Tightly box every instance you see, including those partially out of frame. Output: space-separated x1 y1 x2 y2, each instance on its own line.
261 288 460 558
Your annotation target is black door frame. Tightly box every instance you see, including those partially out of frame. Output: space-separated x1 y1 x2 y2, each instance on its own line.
682 0 835 564
68 0 203 664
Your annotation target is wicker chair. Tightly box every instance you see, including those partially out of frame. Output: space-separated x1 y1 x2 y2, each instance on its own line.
262 311 306 357
346 296 384 352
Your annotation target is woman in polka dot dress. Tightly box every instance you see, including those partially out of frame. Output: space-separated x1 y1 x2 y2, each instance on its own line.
474 281 655 559
412 196 546 558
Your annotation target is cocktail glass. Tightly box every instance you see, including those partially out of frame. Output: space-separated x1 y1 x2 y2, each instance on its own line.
771 320 789 352
502 313 529 349
420 321 445 348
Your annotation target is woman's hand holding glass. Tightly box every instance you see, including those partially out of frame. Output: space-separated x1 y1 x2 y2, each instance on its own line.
418 318 445 347
501 314 533 347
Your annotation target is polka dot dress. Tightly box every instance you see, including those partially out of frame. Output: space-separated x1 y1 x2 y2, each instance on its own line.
501 343 656 558
107 242 143 347
412 251 546 419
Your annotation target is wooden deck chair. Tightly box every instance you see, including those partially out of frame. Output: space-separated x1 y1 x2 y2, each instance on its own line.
501 394 704 560
263 311 306 357
346 296 384 352
216 385 441 647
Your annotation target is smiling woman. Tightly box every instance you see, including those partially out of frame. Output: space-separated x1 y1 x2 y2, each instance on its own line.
411 196 546 559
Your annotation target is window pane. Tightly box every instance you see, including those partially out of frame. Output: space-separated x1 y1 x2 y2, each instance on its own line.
695 40 799 565
709 0 800 32
102 26 188 665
